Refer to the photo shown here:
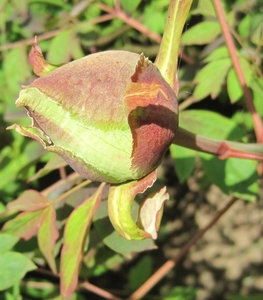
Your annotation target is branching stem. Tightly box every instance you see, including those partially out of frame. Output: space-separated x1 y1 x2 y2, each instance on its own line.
213 0 263 143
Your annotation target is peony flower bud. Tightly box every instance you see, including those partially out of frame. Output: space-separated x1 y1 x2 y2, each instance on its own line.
9 48 178 184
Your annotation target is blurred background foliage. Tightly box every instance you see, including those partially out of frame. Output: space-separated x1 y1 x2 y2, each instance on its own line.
0 0 263 299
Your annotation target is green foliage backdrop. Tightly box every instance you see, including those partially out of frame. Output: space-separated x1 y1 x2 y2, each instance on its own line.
0 0 263 299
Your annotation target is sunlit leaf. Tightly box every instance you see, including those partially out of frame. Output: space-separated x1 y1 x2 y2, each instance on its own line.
2 209 47 240
28 154 67 182
120 0 141 13
37 206 59 274
143 3 167 34
227 68 243 103
0 233 19 254
200 154 258 201
47 29 75 64
60 183 105 298
0 251 36 291
204 46 229 62
7 190 50 212
181 21 221 45
193 58 231 100
170 144 196 183
191 0 216 17
179 110 244 140
3 46 31 95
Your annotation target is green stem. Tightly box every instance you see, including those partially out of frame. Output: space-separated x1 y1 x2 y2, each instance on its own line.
155 0 193 94
173 127 263 161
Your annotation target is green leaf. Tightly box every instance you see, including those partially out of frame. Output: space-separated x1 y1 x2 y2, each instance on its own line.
0 233 19 254
2 210 47 240
47 29 74 64
193 58 231 100
28 154 67 182
37 206 59 274
179 110 258 199
0 251 36 291
238 13 263 45
94 200 156 257
120 0 141 13
143 2 167 34
3 46 31 95
179 110 244 140
191 0 216 17
7 190 50 212
227 68 243 103
251 77 263 117
181 21 221 45
60 183 105 298
28 0 65 6
128 256 153 290
164 286 196 300
0 141 45 191
204 46 229 62
200 154 258 201
170 144 195 183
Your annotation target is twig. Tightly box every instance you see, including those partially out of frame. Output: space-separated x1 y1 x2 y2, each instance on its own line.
0 14 114 51
80 281 123 300
213 0 263 143
96 2 195 65
127 196 238 300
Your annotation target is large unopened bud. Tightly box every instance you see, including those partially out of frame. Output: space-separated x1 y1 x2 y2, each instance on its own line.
9 49 178 183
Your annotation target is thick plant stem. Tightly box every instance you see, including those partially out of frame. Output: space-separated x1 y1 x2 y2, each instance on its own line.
173 127 263 161
155 0 193 94
213 0 263 143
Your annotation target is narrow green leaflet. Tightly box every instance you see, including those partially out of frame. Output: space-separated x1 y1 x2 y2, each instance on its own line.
37 206 59 274
7 190 50 212
179 110 244 140
120 0 141 13
227 68 243 103
0 141 45 191
0 251 36 291
47 29 74 64
3 46 31 95
204 46 229 62
28 154 67 182
191 0 216 17
193 58 231 100
60 183 105 298
181 21 221 45
2 210 47 240
170 144 196 183
0 233 19 254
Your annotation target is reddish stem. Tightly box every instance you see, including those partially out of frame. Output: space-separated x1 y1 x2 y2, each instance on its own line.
213 0 263 143
127 196 238 300
80 281 123 300
96 2 195 65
